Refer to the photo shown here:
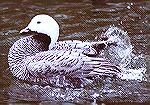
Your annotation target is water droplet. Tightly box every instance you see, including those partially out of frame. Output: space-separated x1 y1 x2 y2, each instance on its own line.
127 6 131 9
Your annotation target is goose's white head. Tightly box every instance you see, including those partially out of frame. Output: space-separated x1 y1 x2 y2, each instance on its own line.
20 14 59 47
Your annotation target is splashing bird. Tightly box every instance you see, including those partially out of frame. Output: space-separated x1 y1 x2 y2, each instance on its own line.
8 14 120 87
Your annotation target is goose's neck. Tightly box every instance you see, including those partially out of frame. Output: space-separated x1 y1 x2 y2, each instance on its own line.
32 32 51 51
23 31 51 52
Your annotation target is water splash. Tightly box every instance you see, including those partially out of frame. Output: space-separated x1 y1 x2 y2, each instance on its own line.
101 26 147 81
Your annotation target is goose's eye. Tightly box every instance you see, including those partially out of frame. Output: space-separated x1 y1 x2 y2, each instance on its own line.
37 21 41 24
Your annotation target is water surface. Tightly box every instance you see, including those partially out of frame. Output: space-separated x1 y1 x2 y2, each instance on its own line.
0 0 150 105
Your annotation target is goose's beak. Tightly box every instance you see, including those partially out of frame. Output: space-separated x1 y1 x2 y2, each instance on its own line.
20 27 30 34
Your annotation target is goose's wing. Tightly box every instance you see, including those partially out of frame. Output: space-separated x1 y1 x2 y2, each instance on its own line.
27 50 84 76
25 49 120 81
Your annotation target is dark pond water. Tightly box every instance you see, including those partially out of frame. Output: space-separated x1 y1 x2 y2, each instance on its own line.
0 0 150 105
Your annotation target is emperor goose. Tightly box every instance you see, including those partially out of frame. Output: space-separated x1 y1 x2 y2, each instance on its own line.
8 14 121 87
